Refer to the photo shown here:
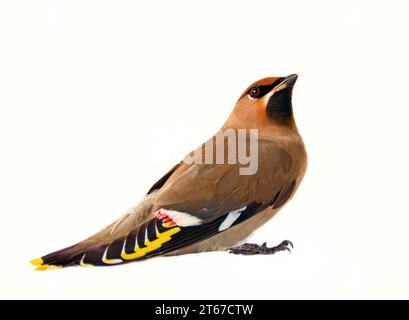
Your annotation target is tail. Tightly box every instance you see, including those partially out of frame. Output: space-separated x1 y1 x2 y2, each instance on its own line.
31 243 86 270
31 194 159 270
31 234 132 270
30 218 137 270
31 227 133 270
30 218 178 270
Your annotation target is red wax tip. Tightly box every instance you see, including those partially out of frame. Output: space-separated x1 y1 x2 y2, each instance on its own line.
163 217 172 223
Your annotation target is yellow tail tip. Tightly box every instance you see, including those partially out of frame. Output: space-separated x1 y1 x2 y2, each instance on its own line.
30 258 44 266
31 258 63 270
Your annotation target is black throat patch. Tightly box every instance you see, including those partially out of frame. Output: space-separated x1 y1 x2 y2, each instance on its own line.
266 88 293 122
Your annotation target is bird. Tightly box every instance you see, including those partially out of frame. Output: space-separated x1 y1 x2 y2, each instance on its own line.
31 74 307 270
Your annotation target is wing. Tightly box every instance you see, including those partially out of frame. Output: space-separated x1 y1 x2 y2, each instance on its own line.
78 202 266 266
75 184 296 267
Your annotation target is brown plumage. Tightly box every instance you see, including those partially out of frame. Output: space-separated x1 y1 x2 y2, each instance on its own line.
31 74 307 270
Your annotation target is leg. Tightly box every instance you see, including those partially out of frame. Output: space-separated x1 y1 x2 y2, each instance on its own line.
229 240 293 255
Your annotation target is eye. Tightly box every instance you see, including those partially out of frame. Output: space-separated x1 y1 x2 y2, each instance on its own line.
249 87 260 98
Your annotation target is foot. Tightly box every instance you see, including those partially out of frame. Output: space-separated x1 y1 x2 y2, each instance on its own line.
228 240 293 255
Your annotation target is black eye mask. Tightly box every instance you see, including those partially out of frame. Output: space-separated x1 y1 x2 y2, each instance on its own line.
247 78 285 99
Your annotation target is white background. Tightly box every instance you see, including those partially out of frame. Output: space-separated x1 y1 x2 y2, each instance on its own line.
1 0 408 299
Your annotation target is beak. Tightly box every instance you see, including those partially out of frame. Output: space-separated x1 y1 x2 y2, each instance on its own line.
273 74 298 93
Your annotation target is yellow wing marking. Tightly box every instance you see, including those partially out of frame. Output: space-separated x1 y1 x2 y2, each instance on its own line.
121 226 181 260
80 254 93 267
102 246 123 265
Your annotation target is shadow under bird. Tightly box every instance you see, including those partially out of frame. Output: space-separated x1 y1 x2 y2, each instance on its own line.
32 74 307 270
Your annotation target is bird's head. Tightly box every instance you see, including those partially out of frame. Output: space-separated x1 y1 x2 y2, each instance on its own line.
224 74 299 134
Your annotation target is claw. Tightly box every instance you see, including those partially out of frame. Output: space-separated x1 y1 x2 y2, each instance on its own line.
286 240 294 249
